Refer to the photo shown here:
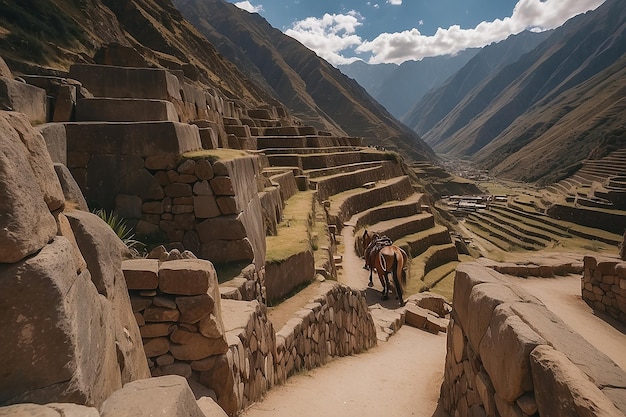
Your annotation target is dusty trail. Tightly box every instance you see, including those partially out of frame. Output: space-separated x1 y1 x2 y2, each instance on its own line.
241 325 448 417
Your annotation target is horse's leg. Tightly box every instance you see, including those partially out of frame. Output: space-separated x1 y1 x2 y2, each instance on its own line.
381 271 389 300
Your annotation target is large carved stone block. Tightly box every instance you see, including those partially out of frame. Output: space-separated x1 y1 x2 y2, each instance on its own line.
0 237 121 407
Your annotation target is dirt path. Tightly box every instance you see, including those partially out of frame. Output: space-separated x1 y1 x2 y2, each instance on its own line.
241 325 448 417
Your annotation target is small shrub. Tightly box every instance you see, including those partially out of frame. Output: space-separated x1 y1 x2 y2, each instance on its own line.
93 209 145 256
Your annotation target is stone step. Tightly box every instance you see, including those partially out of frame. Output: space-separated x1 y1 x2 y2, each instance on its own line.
348 194 424 231
469 212 549 247
76 98 179 122
64 121 202 158
311 163 403 201
327 176 415 227
257 136 308 149
411 243 459 279
360 213 436 244
69 63 182 101
305 161 382 179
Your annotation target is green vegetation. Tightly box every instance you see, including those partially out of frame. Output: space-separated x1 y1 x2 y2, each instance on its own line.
266 190 315 263
0 0 85 64
93 209 145 256
182 148 249 162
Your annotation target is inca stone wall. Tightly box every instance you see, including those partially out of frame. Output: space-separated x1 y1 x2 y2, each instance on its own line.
442 263 626 417
68 149 272 275
121 257 238 413
121 256 377 415
582 255 626 324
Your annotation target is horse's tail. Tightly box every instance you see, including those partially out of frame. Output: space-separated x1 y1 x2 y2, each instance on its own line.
391 250 404 305
400 248 409 288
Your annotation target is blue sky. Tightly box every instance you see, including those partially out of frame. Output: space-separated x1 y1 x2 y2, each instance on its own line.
227 0 606 65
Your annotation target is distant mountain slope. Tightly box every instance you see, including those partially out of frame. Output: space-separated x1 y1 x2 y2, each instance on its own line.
404 30 551 137
0 0 277 107
417 0 626 183
173 0 435 161
338 49 479 120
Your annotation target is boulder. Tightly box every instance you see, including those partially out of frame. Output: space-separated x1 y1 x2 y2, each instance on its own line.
100 376 206 417
0 114 57 263
0 403 99 417
37 123 67 165
531 345 623 417
479 305 546 402
466 283 521 349
54 163 89 211
0 237 120 406
0 78 47 124
196 397 228 417
65 210 150 384
1 112 64 210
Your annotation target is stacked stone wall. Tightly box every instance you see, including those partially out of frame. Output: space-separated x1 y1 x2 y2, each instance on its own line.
122 258 237 413
582 255 626 324
68 150 270 276
547 203 626 235
122 258 377 415
273 282 377 383
442 263 626 417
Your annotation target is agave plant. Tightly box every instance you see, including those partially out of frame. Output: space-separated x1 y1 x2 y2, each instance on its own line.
92 209 145 254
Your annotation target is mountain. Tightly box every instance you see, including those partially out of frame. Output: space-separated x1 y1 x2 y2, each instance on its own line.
404 30 551 137
173 0 435 161
0 0 279 108
339 49 479 120
415 0 626 183
0 0 434 162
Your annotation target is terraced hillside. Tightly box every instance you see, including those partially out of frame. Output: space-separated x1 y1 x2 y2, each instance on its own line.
457 190 622 260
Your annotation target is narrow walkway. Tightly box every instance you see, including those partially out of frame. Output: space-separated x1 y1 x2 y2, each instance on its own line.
241 325 448 417
504 274 626 371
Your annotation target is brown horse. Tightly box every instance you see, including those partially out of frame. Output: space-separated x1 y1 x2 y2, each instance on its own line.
362 230 408 305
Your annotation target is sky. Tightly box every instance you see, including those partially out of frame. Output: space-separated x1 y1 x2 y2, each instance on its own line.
227 0 606 65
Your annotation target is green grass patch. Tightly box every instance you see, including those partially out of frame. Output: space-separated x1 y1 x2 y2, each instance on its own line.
266 190 314 263
182 149 250 162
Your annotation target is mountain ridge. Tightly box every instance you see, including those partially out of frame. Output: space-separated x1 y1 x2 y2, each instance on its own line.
173 0 435 161
420 0 626 182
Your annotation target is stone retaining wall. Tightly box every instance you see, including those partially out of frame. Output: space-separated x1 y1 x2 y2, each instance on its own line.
442 262 626 417
122 257 377 416
329 176 415 229
68 150 274 273
273 282 377 383
265 250 316 304
582 255 626 324
314 161 404 201
121 258 238 413
547 203 626 235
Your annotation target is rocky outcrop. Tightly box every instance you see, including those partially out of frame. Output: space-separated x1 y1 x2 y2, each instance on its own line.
442 263 626 417
0 108 149 407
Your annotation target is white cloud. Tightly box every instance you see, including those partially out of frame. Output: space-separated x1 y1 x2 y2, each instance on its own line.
387 0 402 5
285 12 364 65
284 0 605 66
358 0 606 64
233 1 263 13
